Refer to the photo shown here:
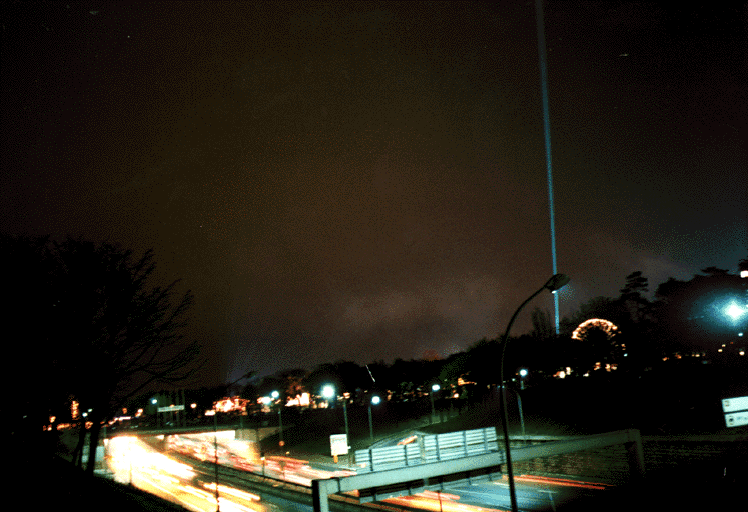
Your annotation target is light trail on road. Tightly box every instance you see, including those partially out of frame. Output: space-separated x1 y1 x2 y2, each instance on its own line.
383 474 613 512
107 434 614 512
107 436 270 512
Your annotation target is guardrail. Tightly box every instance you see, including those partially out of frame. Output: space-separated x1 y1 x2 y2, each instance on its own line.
314 429 646 512
354 428 498 472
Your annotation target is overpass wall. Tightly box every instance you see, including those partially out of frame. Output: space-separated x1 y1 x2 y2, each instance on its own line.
513 435 748 483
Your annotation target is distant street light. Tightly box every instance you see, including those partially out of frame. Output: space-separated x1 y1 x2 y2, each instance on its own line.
151 398 158 428
499 274 570 512
430 384 441 424
322 385 350 465
518 369 528 442
213 403 220 512
725 301 747 322
271 391 284 449
322 385 334 402
368 395 380 442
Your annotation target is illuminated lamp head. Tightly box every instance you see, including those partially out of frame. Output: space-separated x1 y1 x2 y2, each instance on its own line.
725 302 746 322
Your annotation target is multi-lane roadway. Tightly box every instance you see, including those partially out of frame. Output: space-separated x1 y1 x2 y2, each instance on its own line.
106 434 614 511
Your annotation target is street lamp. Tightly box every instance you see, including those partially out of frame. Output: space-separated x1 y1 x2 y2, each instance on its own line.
271 391 284 449
213 403 220 512
499 274 570 512
725 301 747 322
430 384 441 424
368 395 380 442
518 369 528 442
322 385 350 464
151 398 159 429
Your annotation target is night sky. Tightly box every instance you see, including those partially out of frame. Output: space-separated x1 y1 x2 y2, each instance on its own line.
3 2 746 385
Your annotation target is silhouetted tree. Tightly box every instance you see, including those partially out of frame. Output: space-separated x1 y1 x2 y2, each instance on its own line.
612 271 657 368
619 271 651 323
5 235 201 475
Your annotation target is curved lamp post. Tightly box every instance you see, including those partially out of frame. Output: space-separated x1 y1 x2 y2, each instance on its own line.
500 274 569 512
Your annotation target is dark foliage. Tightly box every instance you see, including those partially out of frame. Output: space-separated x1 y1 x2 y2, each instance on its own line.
2 234 202 474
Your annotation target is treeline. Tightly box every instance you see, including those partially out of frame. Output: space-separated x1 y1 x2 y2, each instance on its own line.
241 262 747 405
4 232 745 445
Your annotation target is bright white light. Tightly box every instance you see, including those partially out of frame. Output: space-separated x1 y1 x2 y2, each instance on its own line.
726 302 747 321
432 384 440 392
519 369 528 378
371 395 380 405
322 385 335 399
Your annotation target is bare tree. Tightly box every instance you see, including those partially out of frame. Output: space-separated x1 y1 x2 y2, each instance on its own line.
7 236 202 475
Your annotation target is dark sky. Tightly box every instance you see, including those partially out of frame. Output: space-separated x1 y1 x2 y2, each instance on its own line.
3 1 747 385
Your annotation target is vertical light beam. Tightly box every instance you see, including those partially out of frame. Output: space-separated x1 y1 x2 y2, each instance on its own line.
536 0 560 335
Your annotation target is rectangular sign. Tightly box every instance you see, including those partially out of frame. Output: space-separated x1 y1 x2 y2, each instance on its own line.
721 396 748 413
158 405 185 412
330 434 348 456
724 411 748 428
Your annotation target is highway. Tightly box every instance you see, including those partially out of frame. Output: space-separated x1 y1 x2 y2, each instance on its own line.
384 475 613 511
106 435 613 512
107 436 314 512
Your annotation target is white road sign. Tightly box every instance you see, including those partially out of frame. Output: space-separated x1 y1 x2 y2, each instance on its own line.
158 405 185 412
724 411 748 428
722 396 748 428
330 434 349 456
721 396 748 413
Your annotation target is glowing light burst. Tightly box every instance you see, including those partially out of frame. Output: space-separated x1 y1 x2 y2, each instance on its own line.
725 302 747 322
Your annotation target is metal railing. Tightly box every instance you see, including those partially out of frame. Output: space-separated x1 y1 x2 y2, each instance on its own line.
354 428 498 472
